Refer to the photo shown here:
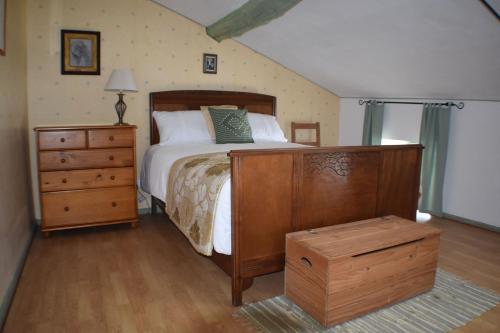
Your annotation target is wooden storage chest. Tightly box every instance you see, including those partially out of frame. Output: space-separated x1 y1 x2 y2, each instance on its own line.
285 215 441 327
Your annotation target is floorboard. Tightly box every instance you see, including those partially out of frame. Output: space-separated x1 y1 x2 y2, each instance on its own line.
3 215 499 332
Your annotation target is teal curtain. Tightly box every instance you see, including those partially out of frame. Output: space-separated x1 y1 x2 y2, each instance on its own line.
362 101 384 145
419 103 451 216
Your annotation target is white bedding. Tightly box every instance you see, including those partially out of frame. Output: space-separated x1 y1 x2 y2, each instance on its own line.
140 142 305 255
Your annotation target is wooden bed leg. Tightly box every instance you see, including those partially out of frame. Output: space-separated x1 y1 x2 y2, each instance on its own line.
232 276 243 306
151 197 157 215
232 277 253 305
42 231 50 238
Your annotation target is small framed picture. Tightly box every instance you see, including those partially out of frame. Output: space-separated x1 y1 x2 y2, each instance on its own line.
203 53 217 74
61 29 100 75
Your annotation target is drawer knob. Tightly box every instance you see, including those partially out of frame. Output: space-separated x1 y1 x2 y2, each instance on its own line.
60 138 66 143
109 135 114 141
109 156 114 161
111 202 117 207
64 206 70 212
60 158 66 163
97 174 102 178
62 178 67 183
110 175 115 180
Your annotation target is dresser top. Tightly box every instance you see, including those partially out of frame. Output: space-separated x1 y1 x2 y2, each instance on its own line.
34 124 137 132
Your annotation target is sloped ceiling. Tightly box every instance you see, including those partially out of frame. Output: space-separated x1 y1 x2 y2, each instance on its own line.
154 0 500 100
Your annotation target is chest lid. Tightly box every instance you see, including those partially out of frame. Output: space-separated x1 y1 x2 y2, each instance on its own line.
286 215 440 260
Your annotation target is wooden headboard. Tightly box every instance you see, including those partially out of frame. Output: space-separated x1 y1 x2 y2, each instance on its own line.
149 90 276 145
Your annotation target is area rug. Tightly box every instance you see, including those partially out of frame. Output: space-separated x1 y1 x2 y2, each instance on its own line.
236 270 500 333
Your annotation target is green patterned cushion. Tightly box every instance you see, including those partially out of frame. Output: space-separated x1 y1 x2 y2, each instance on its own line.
208 108 254 144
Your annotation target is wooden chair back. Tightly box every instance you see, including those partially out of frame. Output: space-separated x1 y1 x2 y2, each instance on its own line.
291 122 321 147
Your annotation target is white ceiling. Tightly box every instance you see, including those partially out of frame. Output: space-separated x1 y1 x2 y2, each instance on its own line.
154 0 500 100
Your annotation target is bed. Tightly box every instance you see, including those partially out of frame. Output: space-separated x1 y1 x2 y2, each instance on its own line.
145 90 423 305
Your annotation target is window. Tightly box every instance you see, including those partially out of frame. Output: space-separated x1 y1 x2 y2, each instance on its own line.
382 104 422 145
381 138 410 145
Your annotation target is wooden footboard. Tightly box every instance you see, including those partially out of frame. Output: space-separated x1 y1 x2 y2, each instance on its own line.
229 144 422 305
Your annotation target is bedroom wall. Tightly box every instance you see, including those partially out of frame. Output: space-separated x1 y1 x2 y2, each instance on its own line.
0 0 33 325
339 98 500 229
26 0 340 218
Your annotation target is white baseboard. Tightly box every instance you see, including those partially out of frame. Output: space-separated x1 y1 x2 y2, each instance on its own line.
443 212 499 233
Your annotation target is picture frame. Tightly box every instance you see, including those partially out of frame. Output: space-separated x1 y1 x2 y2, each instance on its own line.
0 0 6 56
61 29 100 75
203 53 217 74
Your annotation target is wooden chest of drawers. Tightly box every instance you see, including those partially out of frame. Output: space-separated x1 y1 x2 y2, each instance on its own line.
35 125 138 236
285 215 440 327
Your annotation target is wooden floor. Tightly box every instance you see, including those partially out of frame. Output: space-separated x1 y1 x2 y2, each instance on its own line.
3 215 500 333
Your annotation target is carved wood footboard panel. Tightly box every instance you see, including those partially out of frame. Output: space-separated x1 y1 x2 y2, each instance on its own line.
229 144 422 305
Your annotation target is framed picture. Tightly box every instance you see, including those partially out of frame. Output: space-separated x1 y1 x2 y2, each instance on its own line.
203 53 217 74
0 0 6 56
61 29 100 75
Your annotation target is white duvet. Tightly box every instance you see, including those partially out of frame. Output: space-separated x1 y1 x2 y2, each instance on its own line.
140 142 304 255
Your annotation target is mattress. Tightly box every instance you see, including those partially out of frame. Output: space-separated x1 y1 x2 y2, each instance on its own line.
140 142 304 255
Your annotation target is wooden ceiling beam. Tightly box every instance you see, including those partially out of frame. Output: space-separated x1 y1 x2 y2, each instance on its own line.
206 0 302 42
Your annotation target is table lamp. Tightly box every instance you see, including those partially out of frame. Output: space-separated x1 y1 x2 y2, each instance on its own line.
104 69 138 125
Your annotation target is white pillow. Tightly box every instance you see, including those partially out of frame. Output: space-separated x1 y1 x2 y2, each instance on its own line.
248 113 287 142
153 111 212 145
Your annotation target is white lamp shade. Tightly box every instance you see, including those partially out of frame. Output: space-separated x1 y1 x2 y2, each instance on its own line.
104 69 138 92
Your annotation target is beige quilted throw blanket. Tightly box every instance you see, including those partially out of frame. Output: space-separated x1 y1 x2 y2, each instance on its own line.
166 153 230 255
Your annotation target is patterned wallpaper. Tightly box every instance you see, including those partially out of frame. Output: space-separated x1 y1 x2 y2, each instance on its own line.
0 0 33 311
26 0 339 216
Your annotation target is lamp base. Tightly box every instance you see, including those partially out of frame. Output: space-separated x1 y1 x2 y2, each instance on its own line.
114 122 130 126
114 93 128 126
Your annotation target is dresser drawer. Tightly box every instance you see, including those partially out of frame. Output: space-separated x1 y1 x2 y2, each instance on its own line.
39 130 86 150
41 187 137 227
39 148 134 171
40 167 134 192
88 128 134 148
